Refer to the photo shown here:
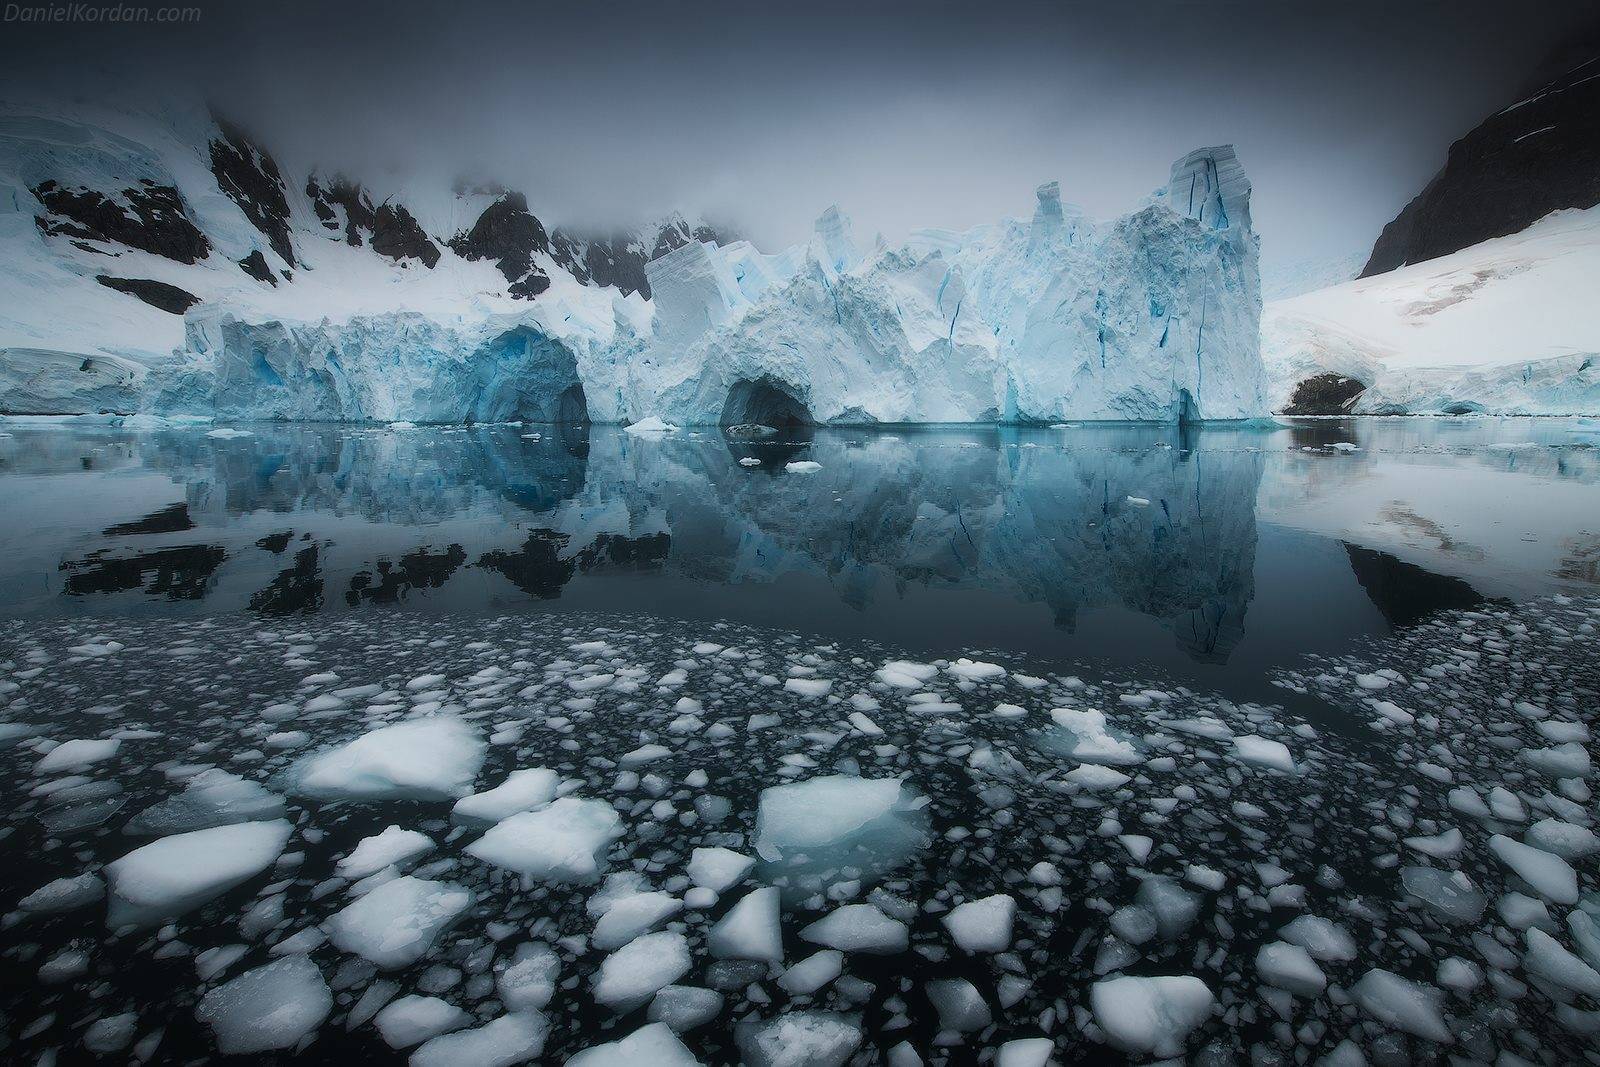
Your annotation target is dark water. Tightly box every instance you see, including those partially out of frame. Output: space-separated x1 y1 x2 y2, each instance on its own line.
2 415 1599 1064
1 416 1595 703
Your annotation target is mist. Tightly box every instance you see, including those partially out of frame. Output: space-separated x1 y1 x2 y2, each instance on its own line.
2 0 1593 273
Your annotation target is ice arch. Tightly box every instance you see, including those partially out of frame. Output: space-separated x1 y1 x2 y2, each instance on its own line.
467 327 589 424
719 376 812 429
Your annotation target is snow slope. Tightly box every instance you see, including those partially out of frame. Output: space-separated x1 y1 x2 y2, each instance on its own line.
1263 206 1600 414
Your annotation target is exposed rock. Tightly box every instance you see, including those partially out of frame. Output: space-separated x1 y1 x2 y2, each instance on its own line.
95 276 201 315
237 250 276 285
304 175 440 267
447 192 551 298
33 180 210 263
1361 27 1600 276
1283 373 1365 414
209 117 296 267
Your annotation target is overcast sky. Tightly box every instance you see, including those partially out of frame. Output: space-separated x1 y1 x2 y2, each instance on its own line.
2 0 1593 274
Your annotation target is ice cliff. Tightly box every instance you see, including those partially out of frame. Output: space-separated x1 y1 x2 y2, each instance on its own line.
1 96 1266 423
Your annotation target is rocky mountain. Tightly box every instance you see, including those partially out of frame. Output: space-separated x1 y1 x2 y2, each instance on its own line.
1360 26 1600 277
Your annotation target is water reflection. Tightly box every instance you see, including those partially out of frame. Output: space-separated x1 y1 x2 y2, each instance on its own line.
1 418 1596 677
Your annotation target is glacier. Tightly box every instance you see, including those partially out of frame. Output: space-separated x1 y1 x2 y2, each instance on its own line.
1 96 1267 424
155 148 1265 425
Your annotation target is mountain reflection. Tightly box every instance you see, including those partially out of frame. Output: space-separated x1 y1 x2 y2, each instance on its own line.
41 423 1263 662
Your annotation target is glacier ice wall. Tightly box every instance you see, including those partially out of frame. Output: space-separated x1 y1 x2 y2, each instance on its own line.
621 145 1265 425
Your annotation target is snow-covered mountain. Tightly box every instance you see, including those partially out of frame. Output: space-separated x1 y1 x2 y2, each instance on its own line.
1 96 1266 423
1261 31 1600 417
1264 206 1600 414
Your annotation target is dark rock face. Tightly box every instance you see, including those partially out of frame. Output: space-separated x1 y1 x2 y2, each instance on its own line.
370 202 441 268
304 176 440 267
95 276 201 315
34 180 210 263
237 250 276 285
552 229 652 298
1283 373 1367 415
209 118 296 267
1361 31 1600 277
650 214 731 260
447 192 551 299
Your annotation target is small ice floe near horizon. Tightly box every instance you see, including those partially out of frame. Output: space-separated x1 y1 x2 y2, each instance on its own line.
784 460 822 473
623 416 680 435
204 427 254 439
0 596 1597 1062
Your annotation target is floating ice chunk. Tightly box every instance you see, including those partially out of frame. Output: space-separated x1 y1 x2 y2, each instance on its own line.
1232 735 1296 773
1064 764 1130 790
36 738 120 773
996 1037 1055 1067
328 876 473 969
1400 866 1486 923
451 768 558 826
948 658 1006 681
739 457 761 466
784 677 832 698
708 886 783 962
1277 915 1357 962
800 903 908 953
20 872 105 914
593 890 683 949
1255 941 1327 996
83 1012 138 1054
1136 877 1200 939
1090 975 1215 1058
1523 742 1591 778
625 416 680 435
785 461 822 474
593 930 691 1010
1044 708 1143 766
648 986 724 1032
1489 834 1578 904
1437 956 1483 992
374 995 469 1048
196 955 331 1054
1526 819 1600 860
927 978 992 1031
497 942 559 1011
410 1012 549 1067
337 826 435 879
688 847 755 893
465 797 623 884
1350 969 1452 1042
1403 827 1464 859
755 775 922 861
778 949 844 995
290 718 485 802
106 819 292 928
1118 834 1153 863
942 894 1016 953
1525 928 1600 995
126 769 287 836
567 1022 702 1066
874 660 938 689
735 1011 863 1067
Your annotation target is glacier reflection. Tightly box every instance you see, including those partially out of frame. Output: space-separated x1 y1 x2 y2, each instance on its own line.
11 422 1261 662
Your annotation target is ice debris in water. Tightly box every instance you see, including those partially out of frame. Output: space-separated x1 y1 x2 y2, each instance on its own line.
328 875 473 969
410 1011 549 1067
736 1011 863 1067
450 767 558 825
1090 975 1215 1057
195 955 331 1054
336 825 436 878
567 1021 701 1066
290 717 486 801
374 994 469 1048
123 768 286 835
105 819 292 928
465 796 623 883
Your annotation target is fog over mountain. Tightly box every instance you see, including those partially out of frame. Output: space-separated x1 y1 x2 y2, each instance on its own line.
1 0 1593 275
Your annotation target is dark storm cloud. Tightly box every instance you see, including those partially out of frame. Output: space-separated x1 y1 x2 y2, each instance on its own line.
2 0 1593 272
